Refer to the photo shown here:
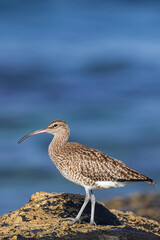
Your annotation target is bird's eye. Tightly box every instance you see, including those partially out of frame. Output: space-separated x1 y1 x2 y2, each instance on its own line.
54 124 58 127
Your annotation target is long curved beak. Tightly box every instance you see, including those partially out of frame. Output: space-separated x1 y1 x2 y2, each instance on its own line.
18 128 48 144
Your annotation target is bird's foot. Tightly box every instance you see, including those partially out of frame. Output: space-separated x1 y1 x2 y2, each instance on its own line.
62 217 96 225
89 220 96 225
62 217 81 224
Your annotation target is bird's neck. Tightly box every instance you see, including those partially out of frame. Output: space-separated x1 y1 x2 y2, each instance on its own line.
50 130 70 153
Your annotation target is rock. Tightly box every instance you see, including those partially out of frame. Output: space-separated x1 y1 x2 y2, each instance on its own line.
0 192 160 240
105 193 160 222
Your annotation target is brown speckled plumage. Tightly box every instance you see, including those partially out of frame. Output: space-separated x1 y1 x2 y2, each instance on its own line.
18 119 155 224
48 120 155 188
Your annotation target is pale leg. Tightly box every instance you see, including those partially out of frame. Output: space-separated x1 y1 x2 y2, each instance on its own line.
63 187 90 224
90 190 96 225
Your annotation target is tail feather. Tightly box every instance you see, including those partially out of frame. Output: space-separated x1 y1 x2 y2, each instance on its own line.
117 177 156 185
144 179 156 185
116 162 156 185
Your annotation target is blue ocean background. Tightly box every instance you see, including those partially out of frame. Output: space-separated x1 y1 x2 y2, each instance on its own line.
0 0 160 216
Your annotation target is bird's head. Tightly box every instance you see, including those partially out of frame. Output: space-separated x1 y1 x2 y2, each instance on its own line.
18 120 69 144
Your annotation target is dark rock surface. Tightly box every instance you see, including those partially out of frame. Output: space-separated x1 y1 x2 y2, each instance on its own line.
0 192 160 240
105 193 160 222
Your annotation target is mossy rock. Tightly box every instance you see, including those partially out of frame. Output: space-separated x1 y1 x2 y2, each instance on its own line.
0 192 160 240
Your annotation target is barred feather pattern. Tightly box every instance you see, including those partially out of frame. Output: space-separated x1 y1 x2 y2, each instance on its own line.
48 121 155 189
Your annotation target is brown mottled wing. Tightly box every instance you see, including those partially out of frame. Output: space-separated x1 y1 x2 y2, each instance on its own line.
72 144 155 185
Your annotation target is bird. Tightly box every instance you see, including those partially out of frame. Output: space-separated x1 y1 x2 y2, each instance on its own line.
18 120 155 225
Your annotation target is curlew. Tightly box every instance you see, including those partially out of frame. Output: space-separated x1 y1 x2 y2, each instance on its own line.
18 120 155 225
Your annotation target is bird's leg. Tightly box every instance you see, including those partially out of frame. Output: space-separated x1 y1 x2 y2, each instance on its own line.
63 188 90 224
89 190 96 225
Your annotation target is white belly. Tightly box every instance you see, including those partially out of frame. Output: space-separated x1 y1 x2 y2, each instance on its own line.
96 181 127 190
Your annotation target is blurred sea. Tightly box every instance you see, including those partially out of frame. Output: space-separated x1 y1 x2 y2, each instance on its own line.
0 0 160 216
